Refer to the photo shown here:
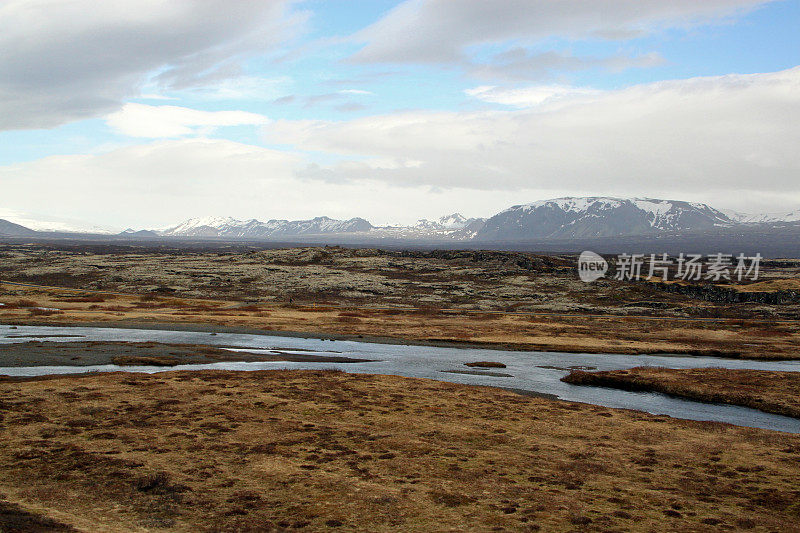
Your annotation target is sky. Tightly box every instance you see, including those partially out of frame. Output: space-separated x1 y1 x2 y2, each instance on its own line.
1 0 799 230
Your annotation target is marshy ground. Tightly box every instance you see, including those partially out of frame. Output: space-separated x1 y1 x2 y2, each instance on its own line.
2 370 800 532
1 243 799 531
563 367 800 419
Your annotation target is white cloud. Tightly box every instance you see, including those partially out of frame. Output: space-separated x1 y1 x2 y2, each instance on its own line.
263 67 800 212
338 89 374 95
137 94 178 101
0 139 299 226
6 63 800 228
162 76 293 101
106 104 269 138
0 0 306 131
468 49 666 81
0 138 541 227
465 85 600 108
350 0 774 64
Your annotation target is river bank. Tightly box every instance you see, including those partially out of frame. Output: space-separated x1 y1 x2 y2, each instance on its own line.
563 367 800 419
3 323 800 433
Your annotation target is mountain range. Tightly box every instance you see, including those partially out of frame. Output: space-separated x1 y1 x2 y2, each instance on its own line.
1 197 799 243
155 213 486 240
160 216 373 239
477 197 735 241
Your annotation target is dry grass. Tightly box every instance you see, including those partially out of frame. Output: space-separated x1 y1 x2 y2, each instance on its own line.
2 299 39 309
1 244 800 360
1 370 799 531
3 281 800 360
53 295 106 303
465 361 507 368
732 278 800 292
563 367 800 418
28 308 63 317
236 304 263 312
110 355 183 366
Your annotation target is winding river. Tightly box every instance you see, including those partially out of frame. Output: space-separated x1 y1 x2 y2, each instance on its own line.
2 324 799 433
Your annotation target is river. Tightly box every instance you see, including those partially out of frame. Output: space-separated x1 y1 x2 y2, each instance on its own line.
2 323 799 433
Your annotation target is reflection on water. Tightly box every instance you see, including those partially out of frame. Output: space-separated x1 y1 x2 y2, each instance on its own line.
2 324 800 433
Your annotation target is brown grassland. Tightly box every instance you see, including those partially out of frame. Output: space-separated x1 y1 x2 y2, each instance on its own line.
563 367 800 419
1 370 800 532
1 284 799 361
1 245 799 360
0 245 800 359
1 244 800 531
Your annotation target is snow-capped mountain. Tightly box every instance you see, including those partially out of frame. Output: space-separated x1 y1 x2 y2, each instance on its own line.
155 199 800 243
159 213 487 241
413 213 473 230
6 198 796 244
160 216 373 238
722 209 800 225
369 214 486 240
437 213 470 229
0 208 116 234
475 197 735 241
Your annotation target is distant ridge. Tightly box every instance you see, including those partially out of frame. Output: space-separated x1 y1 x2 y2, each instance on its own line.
2 197 799 245
160 216 373 238
158 213 488 240
121 197 800 242
475 197 736 241
0 219 36 236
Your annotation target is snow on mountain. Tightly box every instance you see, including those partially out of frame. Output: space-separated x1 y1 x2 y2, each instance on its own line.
435 213 470 229
411 213 475 230
478 197 735 241
160 216 241 237
368 214 486 240
121 199 800 244
160 213 487 241
722 209 800 224
0 208 116 234
160 216 373 238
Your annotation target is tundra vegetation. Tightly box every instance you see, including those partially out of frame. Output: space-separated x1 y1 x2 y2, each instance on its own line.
0 243 799 531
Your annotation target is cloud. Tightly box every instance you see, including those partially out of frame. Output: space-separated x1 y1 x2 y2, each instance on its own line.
0 138 539 227
335 103 369 113
164 76 293 101
465 85 600 107
273 95 297 105
6 67 800 226
339 89 375 96
0 139 300 224
350 0 773 64
263 67 800 210
271 90 374 110
106 104 269 138
469 49 666 81
0 0 306 131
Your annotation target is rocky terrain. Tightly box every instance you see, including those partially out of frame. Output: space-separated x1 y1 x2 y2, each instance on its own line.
1 244 798 318
2 244 800 360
